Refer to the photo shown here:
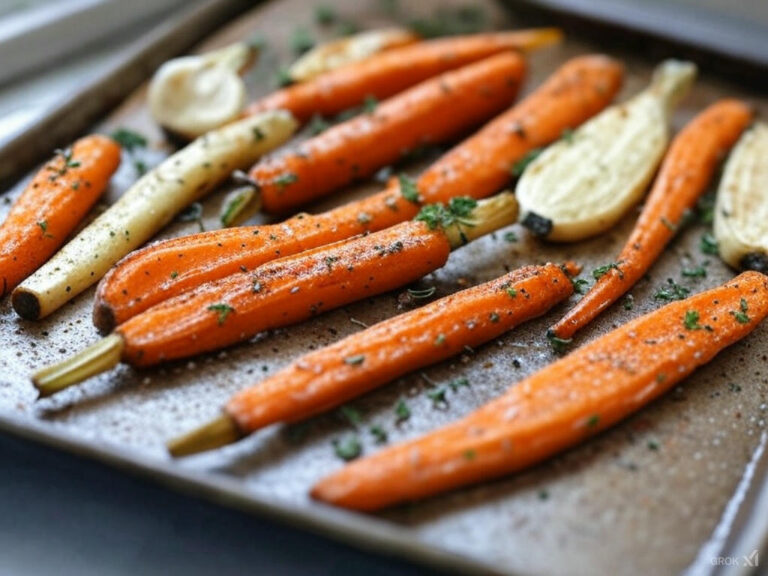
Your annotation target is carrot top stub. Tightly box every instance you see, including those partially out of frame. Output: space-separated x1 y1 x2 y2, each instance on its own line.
311 271 768 511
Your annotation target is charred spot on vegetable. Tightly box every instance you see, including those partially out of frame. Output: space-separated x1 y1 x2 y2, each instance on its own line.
208 302 235 325
333 435 362 461
252 127 266 142
521 212 552 237
740 252 768 274
177 202 203 224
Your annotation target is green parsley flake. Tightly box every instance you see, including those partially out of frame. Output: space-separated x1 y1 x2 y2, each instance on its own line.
399 174 420 203
344 354 365 366
395 399 411 423
333 435 362 461
207 303 234 325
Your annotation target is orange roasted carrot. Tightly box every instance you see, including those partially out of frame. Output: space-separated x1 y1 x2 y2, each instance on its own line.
0 136 120 298
252 52 526 215
35 194 519 397
550 100 753 341
311 271 768 511
245 29 562 123
167 262 577 456
94 55 623 333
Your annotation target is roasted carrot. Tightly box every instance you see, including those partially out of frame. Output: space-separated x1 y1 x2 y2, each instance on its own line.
0 136 120 298
167 262 577 456
252 52 526 215
311 271 768 511
35 194 519 397
549 100 752 341
245 29 563 123
94 54 623 332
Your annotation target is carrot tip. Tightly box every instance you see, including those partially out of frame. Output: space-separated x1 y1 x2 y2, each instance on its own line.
93 301 117 335
32 334 124 398
167 414 244 457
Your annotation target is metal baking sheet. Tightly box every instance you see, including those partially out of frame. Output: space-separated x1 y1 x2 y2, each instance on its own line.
2 1 768 574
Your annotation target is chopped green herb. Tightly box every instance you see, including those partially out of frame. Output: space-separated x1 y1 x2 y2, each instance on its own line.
623 294 634 310
415 197 476 231
407 286 436 299
592 262 623 280
338 405 362 427
449 377 470 391
586 414 600 428
324 255 339 270
344 354 365 365
207 302 234 325
547 333 572 354
511 148 542 177
490 312 500 323
538 489 550 501
682 265 707 278
503 231 518 243
290 27 315 55
274 172 298 190
314 5 337 24
506 287 518 298
696 194 715 224
572 278 589 295
654 279 690 302
700 233 719 255
369 425 388 444
362 95 378 114
656 372 667 383
333 435 362 461
660 217 677 231
134 159 148 176
730 298 750 324
275 67 293 87
427 387 448 406
463 448 477 460
683 310 704 330
409 5 486 38
252 127 265 142
177 202 203 223
36 220 53 238
308 114 331 136
111 128 147 152
561 128 574 143
647 440 660 451
395 399 411 423
434 333 446 346
399 174 420 203
170 271 178 279
448 196 477 218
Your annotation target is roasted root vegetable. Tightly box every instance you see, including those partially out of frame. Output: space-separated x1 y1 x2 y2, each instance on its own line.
34 194 519 397
516 60 697 242
167 262 577 457
549 99 752 341
714 122 768 272
311 271 768 511
245 29 563 123
12 111 297 321
252 52 526 214
0 136 120 298
149 41 258 139
288 28 419 82
94 54 623 331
